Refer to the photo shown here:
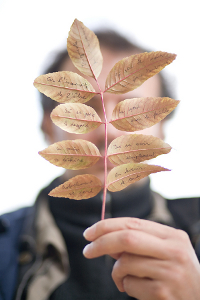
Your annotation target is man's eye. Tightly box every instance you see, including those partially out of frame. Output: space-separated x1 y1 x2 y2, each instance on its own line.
87 97 103 114
92 107 103 118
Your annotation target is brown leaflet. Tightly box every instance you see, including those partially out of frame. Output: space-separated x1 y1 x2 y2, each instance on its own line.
67 19 103 79
51 103 103 134
39 140 102 170
49 174 103 200
107 134 171 165
110 97 180 131
107 163 170 192
33 71 97 104
105 51 176 94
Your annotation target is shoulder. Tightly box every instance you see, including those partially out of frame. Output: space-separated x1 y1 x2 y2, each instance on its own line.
0 177 59 300
0 207 33 300
0 206 33 237
166 197 200 231
166 197 200 260
0 206 33 264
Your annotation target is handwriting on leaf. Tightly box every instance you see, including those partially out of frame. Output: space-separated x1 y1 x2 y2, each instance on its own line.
67 19 103 79
49 174 103 199
51 103 103 134
39 140 102 170
33 71 97 104
105 51 176 94
110 97 180 131
107 134 171 165
107 163 170 192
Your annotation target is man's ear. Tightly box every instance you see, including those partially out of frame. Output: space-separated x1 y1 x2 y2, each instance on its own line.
41 111 55 144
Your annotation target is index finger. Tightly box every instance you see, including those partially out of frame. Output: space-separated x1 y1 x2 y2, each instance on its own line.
83 217 176 241
83 228 168 260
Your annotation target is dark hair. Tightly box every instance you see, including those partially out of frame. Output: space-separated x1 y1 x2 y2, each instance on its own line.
40 30 176 115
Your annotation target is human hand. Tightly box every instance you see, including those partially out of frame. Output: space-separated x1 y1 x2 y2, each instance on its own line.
83 217 200 300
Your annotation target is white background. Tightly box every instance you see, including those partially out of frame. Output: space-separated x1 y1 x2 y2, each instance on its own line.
0 0 199 214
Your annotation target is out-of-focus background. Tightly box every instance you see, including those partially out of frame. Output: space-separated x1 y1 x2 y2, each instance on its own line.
0 0 199 214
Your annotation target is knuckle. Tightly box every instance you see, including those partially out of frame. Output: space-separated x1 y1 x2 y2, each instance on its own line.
168 243 189 264
126 217 142 230
163 261 185 285
172 267 185 284
120 230 136 247
112 262 123 282
112 253 130 280
166 230 191 263
96 219 110 235
176 229 190 242
99 220 109 232
176 248 190 264
122 276 133 296
111 260 120 280
153 283 168 300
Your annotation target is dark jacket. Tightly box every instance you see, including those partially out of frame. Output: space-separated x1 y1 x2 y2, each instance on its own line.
0 207 33 300
1 177 200 300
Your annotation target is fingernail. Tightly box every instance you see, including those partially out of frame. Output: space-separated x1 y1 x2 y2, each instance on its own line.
83 227 90 239
83 243 92 256
83 226 95 240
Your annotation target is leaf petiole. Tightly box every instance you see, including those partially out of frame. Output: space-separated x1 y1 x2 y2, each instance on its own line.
100 91 108 220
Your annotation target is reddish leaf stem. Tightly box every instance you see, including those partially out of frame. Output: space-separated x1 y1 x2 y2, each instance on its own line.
95 77 108 220
100 91 108 220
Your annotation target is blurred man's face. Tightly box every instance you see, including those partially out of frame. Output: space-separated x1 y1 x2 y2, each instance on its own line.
43 47 163 182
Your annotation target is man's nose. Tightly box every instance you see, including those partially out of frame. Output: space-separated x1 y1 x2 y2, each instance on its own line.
103 94 118 120
102 94 123 142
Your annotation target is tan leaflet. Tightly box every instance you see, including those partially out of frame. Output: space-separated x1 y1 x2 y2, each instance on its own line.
39 140 102 170
107 163 170 192
51 103 103 134
67 19 103 79
107 134 171 165
105 51 176 94
33 71 97 104
49 174 103 199
110 97 180 131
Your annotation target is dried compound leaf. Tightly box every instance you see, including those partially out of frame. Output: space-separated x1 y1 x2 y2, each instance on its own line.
107 163 170 192
33 71 97 104
110 97 180 131
51 103 103 134
67 19 103 79
107 134 171 165
39 140 102 170
105 51 176 94
49 174 103 199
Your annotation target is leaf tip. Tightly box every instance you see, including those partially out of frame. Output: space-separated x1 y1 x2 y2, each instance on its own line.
33 80 37 88
157 166 171 172
48 190 56 197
